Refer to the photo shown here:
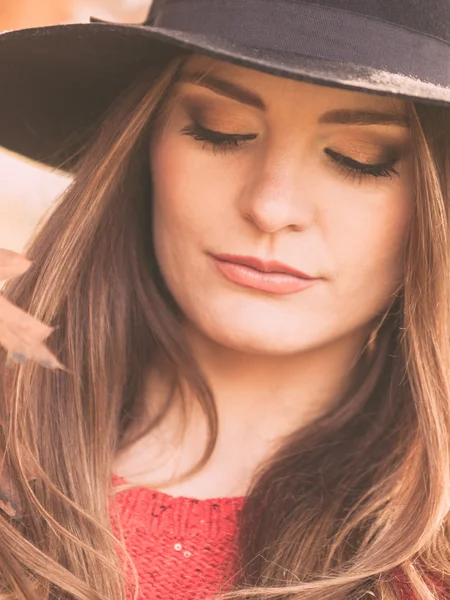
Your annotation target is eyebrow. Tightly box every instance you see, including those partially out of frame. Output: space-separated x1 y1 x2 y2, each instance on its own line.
178 71 266 110
178 71 409 127
318 108 409 127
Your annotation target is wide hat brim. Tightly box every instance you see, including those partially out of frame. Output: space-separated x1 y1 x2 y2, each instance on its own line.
0 20 449 171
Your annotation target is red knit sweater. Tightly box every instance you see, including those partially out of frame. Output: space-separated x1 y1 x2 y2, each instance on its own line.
110 475 436 600
111 475 244 599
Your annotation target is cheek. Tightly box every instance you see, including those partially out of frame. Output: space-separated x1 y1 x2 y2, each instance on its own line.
151 136 207 248
326 179 412 301
149 133 239 280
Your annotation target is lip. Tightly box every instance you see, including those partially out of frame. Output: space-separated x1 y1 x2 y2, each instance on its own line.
213 254 315 279
211 253 320 295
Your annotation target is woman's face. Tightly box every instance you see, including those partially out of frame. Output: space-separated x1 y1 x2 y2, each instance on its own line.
149 55 413 355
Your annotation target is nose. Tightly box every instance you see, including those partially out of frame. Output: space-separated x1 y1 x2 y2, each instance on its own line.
239 151 315 234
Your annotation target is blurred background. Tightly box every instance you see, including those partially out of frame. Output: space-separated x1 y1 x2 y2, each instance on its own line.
0 0 150 253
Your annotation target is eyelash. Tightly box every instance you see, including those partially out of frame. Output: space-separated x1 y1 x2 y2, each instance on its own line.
180 121 400 182
181 122 256 154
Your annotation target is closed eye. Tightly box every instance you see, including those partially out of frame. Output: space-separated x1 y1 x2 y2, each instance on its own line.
180 121 400 181
180 121 257 155
324 148 400 180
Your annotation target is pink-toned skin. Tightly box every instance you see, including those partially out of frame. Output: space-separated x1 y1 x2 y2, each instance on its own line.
115 54 413 501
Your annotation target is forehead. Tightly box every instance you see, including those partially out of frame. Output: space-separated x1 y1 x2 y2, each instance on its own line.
181 54 407 115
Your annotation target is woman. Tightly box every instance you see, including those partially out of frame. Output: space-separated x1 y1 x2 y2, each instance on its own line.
0 1 449 599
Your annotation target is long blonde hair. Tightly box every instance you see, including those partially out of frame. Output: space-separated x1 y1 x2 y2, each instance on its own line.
0 52 449 600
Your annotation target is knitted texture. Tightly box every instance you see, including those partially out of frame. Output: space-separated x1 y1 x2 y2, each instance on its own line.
110 475 244 599
110 476 430 600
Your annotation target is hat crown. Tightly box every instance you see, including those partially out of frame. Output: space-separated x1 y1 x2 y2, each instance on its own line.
1 0 449 173
146 0 450 43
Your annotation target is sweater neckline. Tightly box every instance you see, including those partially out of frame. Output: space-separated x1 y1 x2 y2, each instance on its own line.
111 474 246 506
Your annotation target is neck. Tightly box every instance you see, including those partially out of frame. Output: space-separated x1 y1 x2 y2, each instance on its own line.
182 322 368 434
114 324 371 498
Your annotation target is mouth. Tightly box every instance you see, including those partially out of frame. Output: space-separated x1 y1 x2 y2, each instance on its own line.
210 253 320 295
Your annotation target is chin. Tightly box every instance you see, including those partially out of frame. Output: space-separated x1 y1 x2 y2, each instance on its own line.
197 314 318 356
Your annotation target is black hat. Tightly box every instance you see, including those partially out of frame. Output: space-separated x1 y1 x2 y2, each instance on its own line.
0 0 449 170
